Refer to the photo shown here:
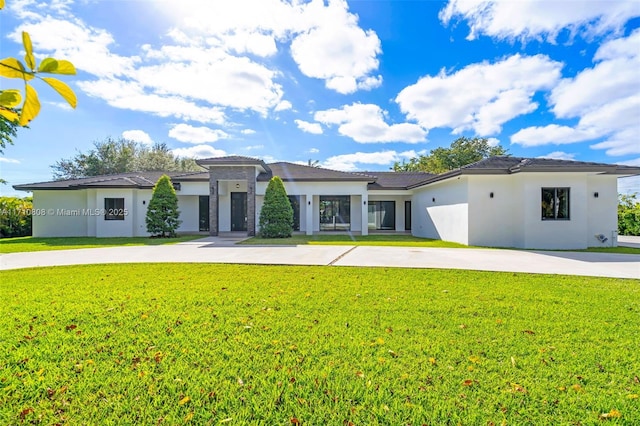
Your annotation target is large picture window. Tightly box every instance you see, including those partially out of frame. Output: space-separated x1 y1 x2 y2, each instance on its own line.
368 201 395 230
105 198 125 221
541 188 570 220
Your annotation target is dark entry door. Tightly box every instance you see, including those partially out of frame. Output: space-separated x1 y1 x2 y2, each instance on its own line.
231 192 247 231
199 196 209 231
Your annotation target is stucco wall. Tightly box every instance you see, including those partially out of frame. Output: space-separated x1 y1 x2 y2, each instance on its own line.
95 189 134 237
521 173 589 249
412 178 469 244
31 190 88 237
176 195 200 233
467 175 521 248
586 175 618 247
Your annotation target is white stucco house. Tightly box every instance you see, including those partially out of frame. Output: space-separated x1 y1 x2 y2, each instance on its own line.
14 156 640 249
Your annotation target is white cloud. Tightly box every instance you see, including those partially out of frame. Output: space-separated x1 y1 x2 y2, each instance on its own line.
486 137 500 147
315 103 427 143
290 3 382 94
171 145 227 159
294 119 323 135
322 150 418 172
511 124 598 147
11 15 140 78
0 157 21 164
512 30 640 156
122 130 153 145
241 129 256 135
309 148 320 154
274 100 293 112
396 54 562 136
78 78 227 125
169 124 229 144
244 145 264 151
537 151 576 161
439 0 639 42
45 101 73 111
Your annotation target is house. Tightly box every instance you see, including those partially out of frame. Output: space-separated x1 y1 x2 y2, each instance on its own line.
14 156 640 250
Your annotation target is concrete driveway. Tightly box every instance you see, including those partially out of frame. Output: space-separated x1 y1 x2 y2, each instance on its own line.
1 236 638 279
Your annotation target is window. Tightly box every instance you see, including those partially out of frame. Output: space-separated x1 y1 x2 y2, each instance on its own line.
319 196 350 231
541 188 570 220
368 201 395 230
105 198 125 220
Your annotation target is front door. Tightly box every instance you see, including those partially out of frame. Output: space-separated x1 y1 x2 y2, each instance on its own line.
231 192 247 231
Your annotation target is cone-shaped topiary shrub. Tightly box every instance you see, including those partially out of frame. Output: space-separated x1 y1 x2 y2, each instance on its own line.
146 175 182 237
259 176 293 238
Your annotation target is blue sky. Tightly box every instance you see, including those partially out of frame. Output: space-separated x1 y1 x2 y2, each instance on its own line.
1 0 639 197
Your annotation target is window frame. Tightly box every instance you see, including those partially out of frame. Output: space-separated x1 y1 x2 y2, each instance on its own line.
104 197 125 221
541 187 570 221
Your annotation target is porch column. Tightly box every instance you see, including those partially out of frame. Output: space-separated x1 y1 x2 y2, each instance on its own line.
209 180 218 236
361 194 368 236
306 194 313 235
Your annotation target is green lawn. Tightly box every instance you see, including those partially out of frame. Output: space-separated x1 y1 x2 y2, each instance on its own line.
1 264 638 424
0 235 203 254
240 234 470 248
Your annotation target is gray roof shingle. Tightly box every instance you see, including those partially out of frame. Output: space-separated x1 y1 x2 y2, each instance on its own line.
13 156 639 192
257 162 375 182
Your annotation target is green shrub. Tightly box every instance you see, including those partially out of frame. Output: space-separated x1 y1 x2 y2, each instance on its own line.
145 175 181 237
259 176 293 238
0 196 32 238
618 193 640 236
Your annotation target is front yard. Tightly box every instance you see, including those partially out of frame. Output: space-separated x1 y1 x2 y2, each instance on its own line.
1 263 638 424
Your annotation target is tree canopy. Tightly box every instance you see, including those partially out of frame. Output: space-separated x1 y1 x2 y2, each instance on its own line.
392 137 509 173
51 137 204 180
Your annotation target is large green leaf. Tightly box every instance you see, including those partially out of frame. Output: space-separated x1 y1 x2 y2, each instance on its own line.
19 84 40 126
22 32 36 71
38 58 58 73
38 59 76 75
0 90 22 108
42 77 77 108
0 58 35 80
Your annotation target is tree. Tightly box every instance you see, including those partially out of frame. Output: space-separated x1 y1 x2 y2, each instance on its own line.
51 137 203 179
0 196 32 237
0 1 77 128
307 159 320 167
0 114 19 154
145 175 181 238
618 193 640 236
259 176 293 238
392 137 509 173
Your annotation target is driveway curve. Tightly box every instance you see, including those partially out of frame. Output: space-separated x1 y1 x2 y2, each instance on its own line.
1 237 638 279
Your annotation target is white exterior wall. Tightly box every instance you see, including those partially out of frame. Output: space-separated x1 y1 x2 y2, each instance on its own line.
94 189 134 237
31 190 88 237
176 195 200 233
467 176 521 248
521 173 589 249
586 175 618 247
412 178 469 244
